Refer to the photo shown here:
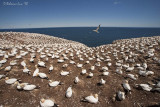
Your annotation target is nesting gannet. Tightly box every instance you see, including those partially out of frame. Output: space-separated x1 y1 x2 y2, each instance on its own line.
49 65 53 74
23 84 37 91
57 59 64 63
116 68 123 75
126 67 134 72
40 98 57 107
74 76 79 84
88 72 93 77
102 71 109 76
100 78 106 85
0 57 7 64
49 80 61 87
81 69 87 75
21 60 26 67
126 74 138 80
38 59 45 67
4 66 11 72
30 57 34 63
83 94 98 104
0 74 5 79
23 66 31 75
33 65 39 77
60 71 69 76
90 66 95 71
77 63 83 68
122 80 131 92
38 73 49 79
66 86 72 98
93 24 101 33
136 84 152 91
117 91 125 101
102 66 108 71
5 77 17 85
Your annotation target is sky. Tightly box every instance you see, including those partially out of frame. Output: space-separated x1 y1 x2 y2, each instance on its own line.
0 0 160 29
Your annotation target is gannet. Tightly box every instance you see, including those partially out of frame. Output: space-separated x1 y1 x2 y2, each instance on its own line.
66 86 72 98
5 77 17 85
23 66 30 75
102 71 109 76
33 65 39 77
88 72 93 77
4 66 11 72
137 84 152 91
122 80 131 92
93 24 101 33
126 74 138 80
38 59 45 67
49 80 61 87
0 74 5 79
21 61 26 67
49 65 53 74
100 78 106 85
60 71 69 76
74 76 79 84
40 99 56 107
117 91 125 101
23 84 37 91
37 73 48 79
81 69 87 75
83 94 98 104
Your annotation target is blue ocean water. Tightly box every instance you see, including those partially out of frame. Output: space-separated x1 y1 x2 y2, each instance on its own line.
0 27 160 47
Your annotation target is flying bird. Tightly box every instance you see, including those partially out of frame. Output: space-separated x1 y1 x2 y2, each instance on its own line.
93 24 101 33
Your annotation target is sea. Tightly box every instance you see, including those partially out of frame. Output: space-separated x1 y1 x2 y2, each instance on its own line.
0 27 160 47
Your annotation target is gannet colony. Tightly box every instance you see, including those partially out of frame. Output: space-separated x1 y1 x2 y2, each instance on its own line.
0 32 160 107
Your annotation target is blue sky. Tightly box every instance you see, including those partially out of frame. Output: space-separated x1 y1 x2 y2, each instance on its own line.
0 0 160 29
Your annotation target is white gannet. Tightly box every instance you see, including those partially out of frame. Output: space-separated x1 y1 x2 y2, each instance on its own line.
23 66 31 75
74 76 79 84
0 74 5 79
38 59 45 67
5 77 17 85
102 71 109 76
122 80 131 92
93 24 101 33
49 80 61 87
100 78 106 85
4 66 11 72
81 69 87 75
88 72 93 78
23 84 37 91
21 60 26 67
38 73 49 79
49 65 53 74
83 94 98 104
66 86 72 98
126 74 138 80
33 65 39 77
137 84 152 91
40 98 56 107
60 71 69 76
117 91 125 101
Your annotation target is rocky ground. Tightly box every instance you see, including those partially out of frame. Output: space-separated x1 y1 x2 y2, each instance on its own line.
0 32 160 107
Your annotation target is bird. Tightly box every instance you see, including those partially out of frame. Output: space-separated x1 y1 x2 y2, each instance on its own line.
81 69 87 75
122 80 131 92
40 98 57 107
23 66 31 75
33 65 39 77
93 24 101 33
126 74 138 80
49 65 54 74
0 74 5 79
37 73 49 79
21 60 26 67
49 80 61 87
82 94 98 104
4 66 11 72
66 86 72 98
38 59 46 67
88 72 93 78
136 84 152 91
74 76 79 84
60 71 69 76
5 77 17 85
23 84 37 91
102 71 109 76
99 78 106 85
117 91 125 101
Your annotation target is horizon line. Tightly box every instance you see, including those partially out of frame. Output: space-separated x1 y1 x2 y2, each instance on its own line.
0 26 160 30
